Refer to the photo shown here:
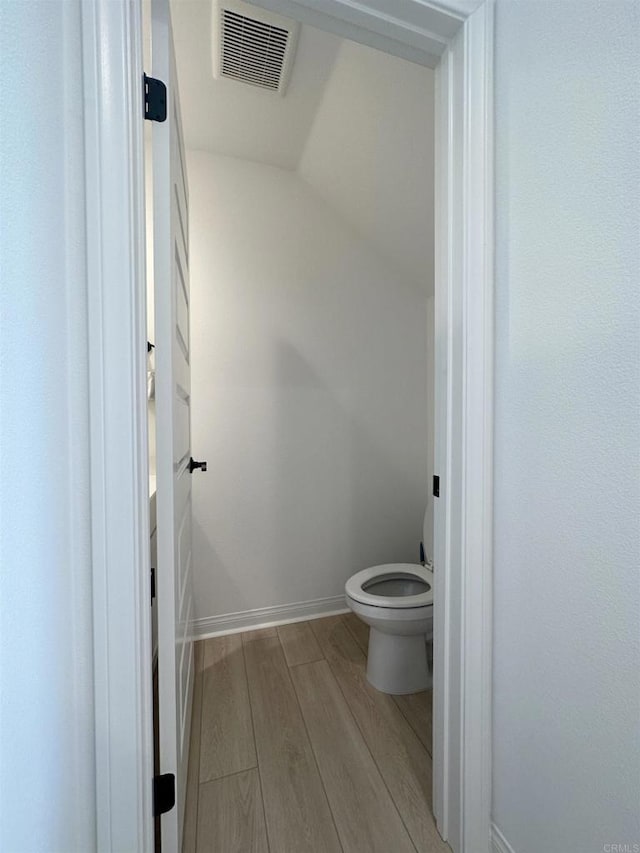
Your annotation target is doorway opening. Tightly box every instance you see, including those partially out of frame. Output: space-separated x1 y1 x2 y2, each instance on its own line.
146 2 437 849
85 1 494 850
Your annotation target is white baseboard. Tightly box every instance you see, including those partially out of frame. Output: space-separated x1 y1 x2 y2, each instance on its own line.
492 823 516 853
190 594 349 640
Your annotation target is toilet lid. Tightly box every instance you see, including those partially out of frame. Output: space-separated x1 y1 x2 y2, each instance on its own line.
345 563 434 609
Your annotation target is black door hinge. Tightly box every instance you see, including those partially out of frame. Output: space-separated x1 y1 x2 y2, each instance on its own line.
433 475 440 498
189 457 208 473
150 567 156 604
153 773 175 817
144 74 167 123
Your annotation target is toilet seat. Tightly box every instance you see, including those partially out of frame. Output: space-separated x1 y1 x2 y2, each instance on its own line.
345 563 433 609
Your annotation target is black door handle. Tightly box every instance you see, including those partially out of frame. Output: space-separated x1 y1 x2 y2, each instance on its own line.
189 457 207 473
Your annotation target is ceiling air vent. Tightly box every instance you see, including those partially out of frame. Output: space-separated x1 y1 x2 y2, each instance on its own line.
213 0 299 95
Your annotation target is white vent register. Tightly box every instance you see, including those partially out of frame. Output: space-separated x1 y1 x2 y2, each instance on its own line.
213 0 299 94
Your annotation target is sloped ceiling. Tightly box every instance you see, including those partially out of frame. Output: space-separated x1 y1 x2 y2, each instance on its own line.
299 39 434 288
172 0 434 288
171 0 341 169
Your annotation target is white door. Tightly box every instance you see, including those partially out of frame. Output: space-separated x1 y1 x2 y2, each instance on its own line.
152 0 195 848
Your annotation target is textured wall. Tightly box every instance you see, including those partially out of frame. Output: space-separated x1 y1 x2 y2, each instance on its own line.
493 2 640 851
188 152 432 621
0 1 96 850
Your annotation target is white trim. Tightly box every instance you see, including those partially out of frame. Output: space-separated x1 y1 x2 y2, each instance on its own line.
249 0 451 67
83 0 153 850
429 0 485 15
428 5 495 852
191 596 349 639
492 823 517 853
460 3 494 850
429 3 495 852
432 32 453 841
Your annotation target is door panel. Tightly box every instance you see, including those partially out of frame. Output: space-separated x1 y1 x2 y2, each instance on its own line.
152 0 194 847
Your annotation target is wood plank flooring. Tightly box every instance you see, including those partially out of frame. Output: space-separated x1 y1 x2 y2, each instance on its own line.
242 629 341 853
277 621 323 668
197 770 268 853
183 616 448 853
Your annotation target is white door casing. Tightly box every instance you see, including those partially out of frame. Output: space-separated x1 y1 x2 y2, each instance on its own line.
83 0 155 848
152 0 195 847
433 9 494 850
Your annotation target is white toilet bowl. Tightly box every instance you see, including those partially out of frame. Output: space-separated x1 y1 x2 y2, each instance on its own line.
345 563 433 694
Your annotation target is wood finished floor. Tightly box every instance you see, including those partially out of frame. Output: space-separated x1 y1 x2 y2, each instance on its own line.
183 614 447 853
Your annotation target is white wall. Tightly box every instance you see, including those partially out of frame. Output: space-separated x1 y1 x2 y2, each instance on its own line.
0 1 96 850
189 151 432 622
493 2 640 851
300 39 434 289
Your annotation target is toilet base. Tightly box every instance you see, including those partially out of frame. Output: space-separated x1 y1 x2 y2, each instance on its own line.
366 628 431 694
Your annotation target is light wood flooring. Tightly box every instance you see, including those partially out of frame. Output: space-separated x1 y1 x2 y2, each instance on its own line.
182 613 448 853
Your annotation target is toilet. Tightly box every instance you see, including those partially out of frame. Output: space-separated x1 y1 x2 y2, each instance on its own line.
344 511 433 695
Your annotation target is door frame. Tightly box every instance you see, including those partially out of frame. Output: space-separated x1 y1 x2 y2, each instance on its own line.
82 0 154 849
85 0 494 850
